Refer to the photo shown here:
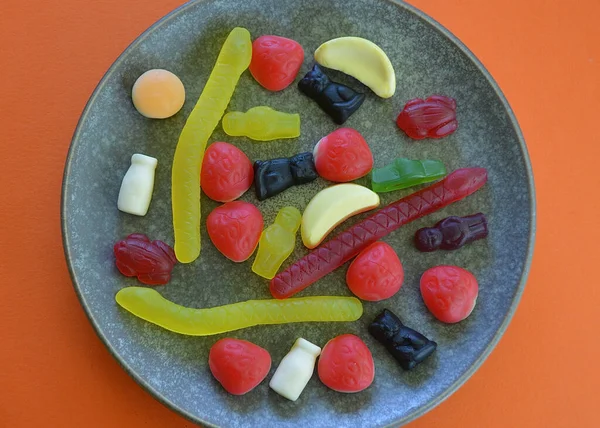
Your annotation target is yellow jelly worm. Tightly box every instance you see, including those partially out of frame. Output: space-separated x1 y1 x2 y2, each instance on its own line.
116 287 363 336
222 106 300 141
171 27 252 263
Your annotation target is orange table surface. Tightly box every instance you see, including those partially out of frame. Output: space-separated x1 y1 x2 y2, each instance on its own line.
1 0 598 426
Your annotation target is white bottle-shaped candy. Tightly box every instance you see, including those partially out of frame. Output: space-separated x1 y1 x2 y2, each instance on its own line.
269 338 321 401
117 154 158 216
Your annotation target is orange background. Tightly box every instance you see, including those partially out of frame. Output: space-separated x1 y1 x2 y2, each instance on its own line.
1 0 598 426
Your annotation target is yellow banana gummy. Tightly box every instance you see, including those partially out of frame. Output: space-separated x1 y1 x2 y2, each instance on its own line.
172 27 252 263
116 287 363 336
222 106 300 141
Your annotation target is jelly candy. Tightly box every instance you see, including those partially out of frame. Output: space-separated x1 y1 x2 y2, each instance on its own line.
314 37 395 98
301 184 380 249
113 233 176 285
117 154 158 216
201 142 253 202
115 287 363 336
270 168 488 299
249 35 304 91
415 213 488 252
420 265 479 323
368 309 437 371
317 334 374 393
131 69 185 119
171 27 252 263
313 128 373 182
254 152 318 201
252 206 302 280
209 338 271 395
206 201 263 262
298 65 365 125
222 106 300 141
396 95 458 140
269 338 321 401
346 242 403 301
371 158 447 193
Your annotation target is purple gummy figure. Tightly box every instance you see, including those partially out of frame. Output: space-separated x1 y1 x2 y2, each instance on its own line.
415 213 488 252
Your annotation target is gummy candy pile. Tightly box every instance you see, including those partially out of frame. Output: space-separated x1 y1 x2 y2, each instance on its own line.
112 27 489 399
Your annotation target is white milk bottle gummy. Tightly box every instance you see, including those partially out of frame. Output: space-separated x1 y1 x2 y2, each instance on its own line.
269 338 321 401
117 154 158 216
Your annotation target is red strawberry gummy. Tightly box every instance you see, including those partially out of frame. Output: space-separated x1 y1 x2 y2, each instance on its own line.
249 35 304 91
313 128 374 182
206 201 264 262
346 241 403 301
201 142 253 202
396 95 458 139
209 338 271 395
113 233 176 285
318 334 375 393
420 265 479 323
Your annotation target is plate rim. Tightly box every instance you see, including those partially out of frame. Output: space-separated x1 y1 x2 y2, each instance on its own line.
60 0 537 426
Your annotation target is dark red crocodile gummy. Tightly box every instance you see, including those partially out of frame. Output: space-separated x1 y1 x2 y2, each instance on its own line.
270 168 488 299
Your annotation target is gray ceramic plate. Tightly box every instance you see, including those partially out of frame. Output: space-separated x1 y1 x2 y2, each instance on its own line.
62 0 535 426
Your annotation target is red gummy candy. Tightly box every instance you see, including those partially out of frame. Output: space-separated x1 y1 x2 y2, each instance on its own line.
249 35 304 91
396 95 458 140
318 334 375 393
420 265 479 323
201 142 253 202
113 233 176 285
270 168 488 299
313 128 374 182
207 201 264 262
209 338 271 395
346 242 403 301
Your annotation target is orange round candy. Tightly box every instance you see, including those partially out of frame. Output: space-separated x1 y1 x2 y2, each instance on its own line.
346 241 403 301
318 334 374 393
132 69 185 119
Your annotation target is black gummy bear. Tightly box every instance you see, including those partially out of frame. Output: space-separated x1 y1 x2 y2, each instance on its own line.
254 152 318 201
369 309 437 371
414 213 488 252
298 64 365 125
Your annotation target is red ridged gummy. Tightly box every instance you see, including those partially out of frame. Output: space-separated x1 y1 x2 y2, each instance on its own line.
270 168 488 299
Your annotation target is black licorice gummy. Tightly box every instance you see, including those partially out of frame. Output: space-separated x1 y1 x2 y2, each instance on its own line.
254 152 318 201
368 309 437 371
298 64 365 125
289 152 319 184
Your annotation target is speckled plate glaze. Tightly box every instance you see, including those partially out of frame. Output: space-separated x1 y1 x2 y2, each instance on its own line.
61 0 535 426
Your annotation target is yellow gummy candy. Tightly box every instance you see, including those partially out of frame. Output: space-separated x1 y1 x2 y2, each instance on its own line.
222 106 300 141
172 28 252 263
115 287 363 336
252 206 302 279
